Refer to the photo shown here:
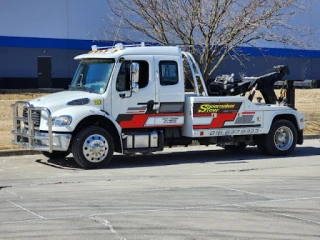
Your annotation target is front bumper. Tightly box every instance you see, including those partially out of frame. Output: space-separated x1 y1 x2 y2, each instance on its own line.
11 101 71 152
12 130 72 152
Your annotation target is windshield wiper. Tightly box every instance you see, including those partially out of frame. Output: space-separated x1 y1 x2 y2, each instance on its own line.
69 74 92 93
69 85 92 93
80 85 92 93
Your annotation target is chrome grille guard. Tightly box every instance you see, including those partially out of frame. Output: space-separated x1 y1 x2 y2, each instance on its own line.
11 101 53 153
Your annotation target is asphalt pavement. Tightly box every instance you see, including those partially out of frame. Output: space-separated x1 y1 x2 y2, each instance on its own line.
0 139 319 239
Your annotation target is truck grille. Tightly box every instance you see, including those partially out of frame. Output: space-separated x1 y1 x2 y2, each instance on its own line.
23 108 41 127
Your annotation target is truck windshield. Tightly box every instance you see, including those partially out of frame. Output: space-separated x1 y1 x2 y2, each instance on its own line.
69 59 115 94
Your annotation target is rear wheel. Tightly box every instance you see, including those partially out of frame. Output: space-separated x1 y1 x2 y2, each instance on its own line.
41 151 69 159
72 126 114 169
264 119 297 156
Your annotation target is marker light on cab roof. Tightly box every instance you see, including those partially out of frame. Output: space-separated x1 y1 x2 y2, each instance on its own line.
115 43 124 50
91 45 98 51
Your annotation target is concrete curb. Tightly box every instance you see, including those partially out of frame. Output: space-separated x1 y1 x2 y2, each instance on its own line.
0 149 40 157
304 134 320 140
0 135 318 158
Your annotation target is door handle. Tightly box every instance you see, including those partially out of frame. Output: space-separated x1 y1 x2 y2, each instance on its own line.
146 100 155 113
119 93 126 98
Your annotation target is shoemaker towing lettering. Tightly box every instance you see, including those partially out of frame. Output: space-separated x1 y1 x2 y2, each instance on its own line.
12 43 305 169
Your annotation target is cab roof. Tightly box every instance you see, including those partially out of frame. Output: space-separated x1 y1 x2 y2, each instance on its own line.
74 43 182 60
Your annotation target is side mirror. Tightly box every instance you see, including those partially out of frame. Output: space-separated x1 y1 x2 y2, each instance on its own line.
131 62 139 93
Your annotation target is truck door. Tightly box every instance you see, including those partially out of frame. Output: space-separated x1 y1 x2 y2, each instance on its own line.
153 56 185 127
111 56 156 129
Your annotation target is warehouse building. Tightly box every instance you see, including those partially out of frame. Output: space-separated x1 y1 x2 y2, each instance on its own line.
1 0 320 89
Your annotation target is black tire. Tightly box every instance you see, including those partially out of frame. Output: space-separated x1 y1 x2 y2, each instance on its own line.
224 143 247 151
264 119 297 156
72 126 114 169
41 151 69 159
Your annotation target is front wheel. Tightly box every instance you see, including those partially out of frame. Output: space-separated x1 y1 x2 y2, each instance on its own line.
264 119 297 156
72 126 114 169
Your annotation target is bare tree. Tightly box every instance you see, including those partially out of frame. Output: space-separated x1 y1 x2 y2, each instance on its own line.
105 0 310 81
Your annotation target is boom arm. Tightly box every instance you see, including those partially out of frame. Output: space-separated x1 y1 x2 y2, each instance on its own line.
206 65 291 105
251 65 290 104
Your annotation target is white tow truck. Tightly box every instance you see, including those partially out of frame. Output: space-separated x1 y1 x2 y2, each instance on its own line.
12 43 304 169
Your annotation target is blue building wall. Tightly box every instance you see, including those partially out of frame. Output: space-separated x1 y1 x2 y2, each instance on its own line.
1 0 320 88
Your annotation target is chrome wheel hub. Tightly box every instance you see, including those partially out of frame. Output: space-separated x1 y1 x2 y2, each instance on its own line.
274 126 293 151
277 133 286 142
83 134 108 163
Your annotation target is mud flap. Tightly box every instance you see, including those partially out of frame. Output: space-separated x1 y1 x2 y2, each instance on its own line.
297 130 303 145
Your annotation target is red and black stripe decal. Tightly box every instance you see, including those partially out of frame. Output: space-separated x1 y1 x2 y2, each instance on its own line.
193 102 242 129
116 113 184 129
193 112 238 129
116 102 184 128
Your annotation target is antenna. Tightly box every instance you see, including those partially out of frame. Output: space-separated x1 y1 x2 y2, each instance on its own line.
113 17 123 47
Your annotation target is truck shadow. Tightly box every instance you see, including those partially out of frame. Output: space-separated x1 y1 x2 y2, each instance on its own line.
107 146 320 169
38 146 320 170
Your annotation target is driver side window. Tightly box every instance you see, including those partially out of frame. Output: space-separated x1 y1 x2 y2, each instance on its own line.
116 61 149 91
116 62 131 91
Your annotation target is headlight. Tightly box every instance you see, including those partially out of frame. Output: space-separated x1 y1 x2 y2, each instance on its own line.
52 115 72 126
